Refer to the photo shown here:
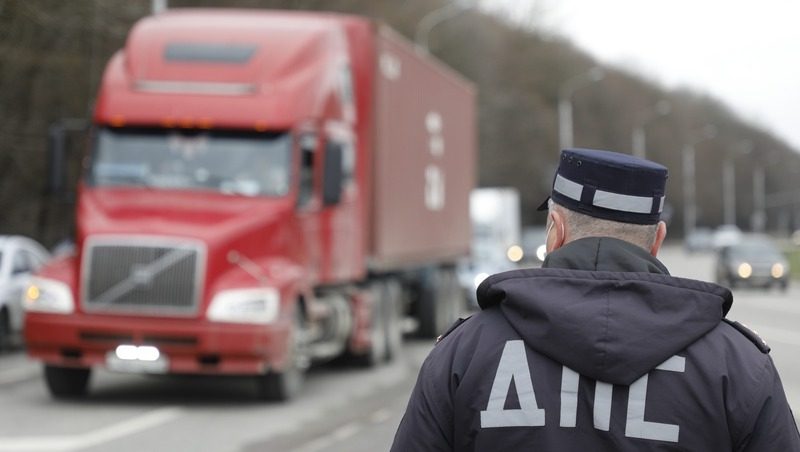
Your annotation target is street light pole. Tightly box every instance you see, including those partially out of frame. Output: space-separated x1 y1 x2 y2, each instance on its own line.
722 158 736 225
752 164 766 232
558 96 574 151
682 143 697 238
631 100 670 159
682 125 717 237
558 67 604 151
722 140 753 227
415 1 474 54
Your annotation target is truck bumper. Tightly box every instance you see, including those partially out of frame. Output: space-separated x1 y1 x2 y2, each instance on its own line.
25 312 291 375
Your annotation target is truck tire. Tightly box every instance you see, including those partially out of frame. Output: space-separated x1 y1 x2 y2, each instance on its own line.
0 308 10 352
383 279 403 362
44 365 91 398
257 307 309 402
354 283 389 367
417 267 462 338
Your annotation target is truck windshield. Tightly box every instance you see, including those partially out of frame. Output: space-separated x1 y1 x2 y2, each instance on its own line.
88 127 292 197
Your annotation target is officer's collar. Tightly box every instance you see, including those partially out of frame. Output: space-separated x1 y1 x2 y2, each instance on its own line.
542 236 669 275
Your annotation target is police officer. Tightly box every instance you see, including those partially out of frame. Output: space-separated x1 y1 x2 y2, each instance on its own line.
391 148 800 451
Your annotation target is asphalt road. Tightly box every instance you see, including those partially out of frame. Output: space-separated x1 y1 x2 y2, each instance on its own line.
0 244 797 451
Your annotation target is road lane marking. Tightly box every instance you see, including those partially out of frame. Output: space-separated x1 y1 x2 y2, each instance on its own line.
370 409 392 424
0 406 182 451
295 423 362 452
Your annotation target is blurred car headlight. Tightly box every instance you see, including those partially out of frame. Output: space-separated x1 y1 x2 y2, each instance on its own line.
737 263 752 279
473 272 490 289
771 263 785 279
507 245 523 263
536 244 547 262
207 287 280 324
23 277 74 314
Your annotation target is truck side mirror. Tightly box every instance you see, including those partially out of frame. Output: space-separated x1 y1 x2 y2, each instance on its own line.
46 119 88 200
322 142 343 206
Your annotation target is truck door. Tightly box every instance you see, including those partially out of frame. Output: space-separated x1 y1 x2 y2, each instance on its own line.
320 134 360 282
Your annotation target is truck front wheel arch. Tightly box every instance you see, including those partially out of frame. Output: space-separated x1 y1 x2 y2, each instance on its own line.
256 303 309 402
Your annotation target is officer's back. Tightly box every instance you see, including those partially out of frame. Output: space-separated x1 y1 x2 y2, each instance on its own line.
391 148 800 451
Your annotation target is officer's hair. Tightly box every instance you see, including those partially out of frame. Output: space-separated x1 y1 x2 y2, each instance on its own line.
549 199 658 250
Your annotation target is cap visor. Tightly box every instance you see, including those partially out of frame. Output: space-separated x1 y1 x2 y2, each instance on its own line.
537 197 550 211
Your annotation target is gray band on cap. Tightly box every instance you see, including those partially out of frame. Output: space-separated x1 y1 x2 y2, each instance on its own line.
553 174 663 215
553 174 584 202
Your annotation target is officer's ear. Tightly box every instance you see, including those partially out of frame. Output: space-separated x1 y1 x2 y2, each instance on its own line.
546 210 567 253
650 221 667 257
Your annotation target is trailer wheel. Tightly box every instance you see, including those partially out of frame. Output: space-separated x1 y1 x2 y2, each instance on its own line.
417 267 461 338
44 365 91 398
257 306 310 402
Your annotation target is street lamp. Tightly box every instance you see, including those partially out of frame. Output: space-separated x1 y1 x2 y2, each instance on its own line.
682 124 717 237
752 150 789 232
415 1 475 54
722 140 753 227
558 66 605 151
752 162 766 232
631 100 670 159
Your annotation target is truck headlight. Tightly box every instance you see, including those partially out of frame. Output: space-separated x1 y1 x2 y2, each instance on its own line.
23 277 75 314
771 263 785 279
207 288 280 324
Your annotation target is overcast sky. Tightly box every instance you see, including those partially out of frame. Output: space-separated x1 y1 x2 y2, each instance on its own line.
481 0 800 151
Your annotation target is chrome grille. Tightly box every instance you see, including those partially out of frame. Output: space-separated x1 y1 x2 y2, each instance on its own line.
83 238 205 315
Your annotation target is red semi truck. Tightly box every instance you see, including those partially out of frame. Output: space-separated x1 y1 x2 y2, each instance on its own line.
24 9 475 401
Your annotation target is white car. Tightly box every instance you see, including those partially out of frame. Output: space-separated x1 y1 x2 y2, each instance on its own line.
0 235 50 349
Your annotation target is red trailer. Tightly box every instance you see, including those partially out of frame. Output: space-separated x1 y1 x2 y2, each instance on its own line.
24 9 475 401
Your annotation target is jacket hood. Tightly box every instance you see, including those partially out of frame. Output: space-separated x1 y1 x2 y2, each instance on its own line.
477 237 733 385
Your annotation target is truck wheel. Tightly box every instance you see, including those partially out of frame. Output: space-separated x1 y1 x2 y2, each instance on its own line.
383 280 403 362
0 308 10 352
417 267 461 338
44 365 91 398
354 283 389 367
257 307 309 402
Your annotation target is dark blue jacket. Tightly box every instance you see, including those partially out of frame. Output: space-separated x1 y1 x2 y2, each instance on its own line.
391 237 800 451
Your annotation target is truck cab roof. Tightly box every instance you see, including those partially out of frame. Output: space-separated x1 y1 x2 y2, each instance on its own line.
95 9 362 129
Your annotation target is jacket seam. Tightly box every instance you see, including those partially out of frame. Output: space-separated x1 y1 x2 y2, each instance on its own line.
732 357 772 451
599 283 611 373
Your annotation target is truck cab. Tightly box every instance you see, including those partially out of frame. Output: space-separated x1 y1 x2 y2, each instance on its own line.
25 9 475 401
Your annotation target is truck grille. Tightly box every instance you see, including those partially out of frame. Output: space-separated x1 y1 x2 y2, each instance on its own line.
82 238 205 316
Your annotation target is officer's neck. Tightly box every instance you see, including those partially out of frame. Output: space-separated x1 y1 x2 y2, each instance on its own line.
542 236 669 275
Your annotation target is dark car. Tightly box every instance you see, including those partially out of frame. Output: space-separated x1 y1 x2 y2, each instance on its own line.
715 236 789 291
